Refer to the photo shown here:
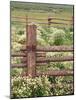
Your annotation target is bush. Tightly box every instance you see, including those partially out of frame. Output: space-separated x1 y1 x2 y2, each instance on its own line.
11 76 51 98
11 75 73 98
52 29 66 45
17 30 24 35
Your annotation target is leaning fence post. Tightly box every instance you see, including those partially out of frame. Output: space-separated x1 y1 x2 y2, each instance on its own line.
26 24 36 77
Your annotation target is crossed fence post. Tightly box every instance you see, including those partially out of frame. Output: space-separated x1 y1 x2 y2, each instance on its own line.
26 24 36 77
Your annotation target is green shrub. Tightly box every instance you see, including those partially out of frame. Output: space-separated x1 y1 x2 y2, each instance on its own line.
52 29 66 45
17 30 24 35
11 68 23 77
11 76 51 98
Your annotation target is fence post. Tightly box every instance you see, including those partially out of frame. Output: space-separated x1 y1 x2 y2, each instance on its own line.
48 17 52 28
26 24 36 77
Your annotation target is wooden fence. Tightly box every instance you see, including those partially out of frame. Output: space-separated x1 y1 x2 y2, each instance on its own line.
12 16 73 28
11 24 74 77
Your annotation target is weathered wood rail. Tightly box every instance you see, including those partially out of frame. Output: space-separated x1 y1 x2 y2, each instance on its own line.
36 70 73 76
12 63 47 68
20 45 73 52
36 56 73 62
12 55 73 67
16 69 73 76
12 52 46 57
11 24 74 77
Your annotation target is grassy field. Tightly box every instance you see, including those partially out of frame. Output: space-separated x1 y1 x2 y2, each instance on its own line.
11 1 73 29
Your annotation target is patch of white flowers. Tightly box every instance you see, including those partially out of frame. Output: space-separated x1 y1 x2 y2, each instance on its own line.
11 75 51 98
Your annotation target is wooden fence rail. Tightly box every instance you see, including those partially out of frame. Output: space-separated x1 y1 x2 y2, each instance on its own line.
37 45 73 52
20 55 73 63
12 52 46 57
12 63 47 68
36 70 73 76
21 45 73 52
12 16 72 21
36 56 73 62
